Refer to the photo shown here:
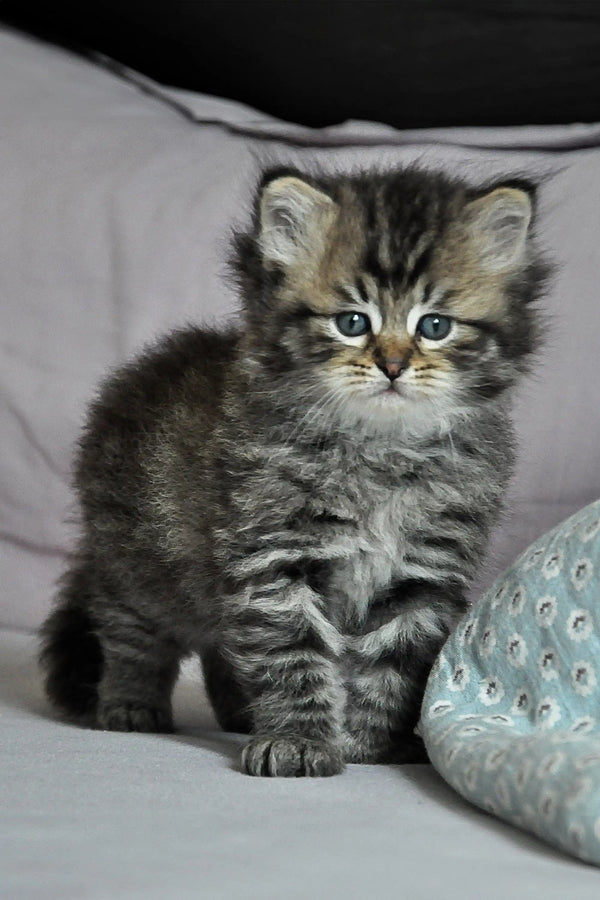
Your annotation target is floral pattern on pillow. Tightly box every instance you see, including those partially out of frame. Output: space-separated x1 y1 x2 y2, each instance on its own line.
420 500 600 865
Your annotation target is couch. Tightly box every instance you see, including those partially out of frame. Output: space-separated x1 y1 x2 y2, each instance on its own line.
2 16 600 898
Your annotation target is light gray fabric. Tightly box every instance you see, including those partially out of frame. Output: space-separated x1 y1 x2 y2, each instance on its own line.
2 25 600 894
4 626 600 900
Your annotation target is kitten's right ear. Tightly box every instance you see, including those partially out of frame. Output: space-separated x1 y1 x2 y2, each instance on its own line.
258 175 336 267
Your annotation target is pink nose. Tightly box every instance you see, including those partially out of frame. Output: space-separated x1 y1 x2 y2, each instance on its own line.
376 359 407 382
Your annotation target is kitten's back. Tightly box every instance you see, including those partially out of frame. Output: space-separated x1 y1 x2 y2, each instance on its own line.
75 326 238 500
41 327 239 723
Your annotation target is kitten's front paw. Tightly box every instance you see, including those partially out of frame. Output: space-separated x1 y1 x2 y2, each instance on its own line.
241 735 344 777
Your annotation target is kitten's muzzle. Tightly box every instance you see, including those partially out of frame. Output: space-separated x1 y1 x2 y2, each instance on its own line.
375 358 409 382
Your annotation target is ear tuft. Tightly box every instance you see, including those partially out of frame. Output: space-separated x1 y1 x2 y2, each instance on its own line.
258 176 335 267
464 187 532 271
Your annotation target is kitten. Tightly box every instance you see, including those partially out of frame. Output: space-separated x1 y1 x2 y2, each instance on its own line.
40 166 546 776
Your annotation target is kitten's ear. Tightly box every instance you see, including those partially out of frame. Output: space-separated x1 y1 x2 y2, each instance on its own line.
258 175 336 267
463 187 532 271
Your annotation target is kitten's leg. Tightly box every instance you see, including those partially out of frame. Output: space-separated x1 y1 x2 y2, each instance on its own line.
343 583 465 764
95 607 182 733
200 645 252 734
222 577 345 777
41 561 182 732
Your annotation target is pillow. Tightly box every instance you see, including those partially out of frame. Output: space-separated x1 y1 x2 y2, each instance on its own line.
420 500 600 865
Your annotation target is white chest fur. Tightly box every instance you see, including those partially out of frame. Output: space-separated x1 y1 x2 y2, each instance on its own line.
327 484 425 628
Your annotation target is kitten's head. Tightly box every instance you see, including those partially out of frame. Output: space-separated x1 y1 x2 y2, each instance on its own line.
233 166 547 436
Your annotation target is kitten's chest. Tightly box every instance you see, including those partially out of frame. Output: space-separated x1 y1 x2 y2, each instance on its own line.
320 473 426 628
256 438 435 625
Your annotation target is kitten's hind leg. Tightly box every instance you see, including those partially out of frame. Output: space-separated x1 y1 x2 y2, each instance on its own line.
41 558 183 733
200 645 252 734
95 608 182 733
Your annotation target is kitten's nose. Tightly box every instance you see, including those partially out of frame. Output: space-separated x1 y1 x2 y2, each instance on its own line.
376 359 407 382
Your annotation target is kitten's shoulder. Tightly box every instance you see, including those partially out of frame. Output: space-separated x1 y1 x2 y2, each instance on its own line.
80 325 239 452
100 324 236 400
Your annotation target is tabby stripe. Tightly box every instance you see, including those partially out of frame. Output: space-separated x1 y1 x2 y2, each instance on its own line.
420 282 433 305
355 277 371 304
248 654 343 739
439 506 486 529
383 631 446 670
228 540 353 579
226 582 343 656
336 283 369 307
454 317 500 335
405 242 433 287
350 608 448 661
364 241 391 287
403 543 468 570
349 667 408 707
400 559 469 585
420 534 472 563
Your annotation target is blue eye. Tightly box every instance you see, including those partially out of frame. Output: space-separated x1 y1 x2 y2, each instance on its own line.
335 312 371 337
416 314 452 341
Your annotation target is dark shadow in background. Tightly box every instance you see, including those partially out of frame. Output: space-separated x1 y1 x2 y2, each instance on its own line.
2 0 600 129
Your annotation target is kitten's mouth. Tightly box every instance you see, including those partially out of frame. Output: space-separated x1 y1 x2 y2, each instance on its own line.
380 383 406 398
374 377 425 403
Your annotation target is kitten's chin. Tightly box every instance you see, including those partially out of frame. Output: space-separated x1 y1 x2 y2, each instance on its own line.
331 383 464 439
367 386 423 428
369 379 422 409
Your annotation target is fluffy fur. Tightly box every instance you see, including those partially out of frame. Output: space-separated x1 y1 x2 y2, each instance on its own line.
40 165 548 776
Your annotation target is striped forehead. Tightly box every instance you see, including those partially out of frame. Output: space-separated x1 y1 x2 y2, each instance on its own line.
357 182 440 286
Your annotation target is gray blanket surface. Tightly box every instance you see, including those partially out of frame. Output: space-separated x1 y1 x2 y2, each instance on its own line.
5 628 600 899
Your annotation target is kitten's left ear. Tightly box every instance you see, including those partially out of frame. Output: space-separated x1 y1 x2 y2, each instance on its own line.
463 186 533 271
258 175 337 268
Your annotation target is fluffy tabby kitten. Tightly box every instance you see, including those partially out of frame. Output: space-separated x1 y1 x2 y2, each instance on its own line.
41 166 546 776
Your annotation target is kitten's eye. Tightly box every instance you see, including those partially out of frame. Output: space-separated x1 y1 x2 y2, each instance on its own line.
335 312 371 337
416 314 452 341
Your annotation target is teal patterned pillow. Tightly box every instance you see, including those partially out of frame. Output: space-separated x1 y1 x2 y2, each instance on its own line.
420 500 600 864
